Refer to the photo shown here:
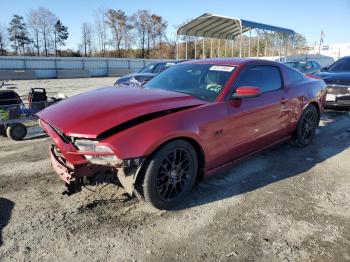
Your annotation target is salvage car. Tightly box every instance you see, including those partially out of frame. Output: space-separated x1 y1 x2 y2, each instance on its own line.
315 56 350 108
114 60 185 86
38 58 326 209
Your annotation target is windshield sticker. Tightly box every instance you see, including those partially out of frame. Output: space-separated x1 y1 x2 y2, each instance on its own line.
209 65 235 72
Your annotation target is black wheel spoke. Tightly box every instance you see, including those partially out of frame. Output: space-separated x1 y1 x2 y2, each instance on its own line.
156 147 194 201
299 107 318 144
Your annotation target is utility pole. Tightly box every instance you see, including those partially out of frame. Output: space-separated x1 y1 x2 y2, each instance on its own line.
319 30 324 54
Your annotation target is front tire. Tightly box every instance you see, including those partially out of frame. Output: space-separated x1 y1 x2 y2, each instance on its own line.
142 140 198 210
294 104 319 147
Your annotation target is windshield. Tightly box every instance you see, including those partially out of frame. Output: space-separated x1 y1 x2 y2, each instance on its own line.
144 64 235 101
328 59 350 72
139 63 157 73
286 62 307 72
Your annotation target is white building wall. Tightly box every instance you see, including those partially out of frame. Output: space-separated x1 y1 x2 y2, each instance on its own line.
308 43 350 60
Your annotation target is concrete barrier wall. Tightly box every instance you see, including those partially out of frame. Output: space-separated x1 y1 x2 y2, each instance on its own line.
0 70 36 80
57 69 91 79
0 56 171 80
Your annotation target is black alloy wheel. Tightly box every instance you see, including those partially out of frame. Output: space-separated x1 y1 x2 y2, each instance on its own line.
156 147 194 200
294 105 319 147
141 140 198 209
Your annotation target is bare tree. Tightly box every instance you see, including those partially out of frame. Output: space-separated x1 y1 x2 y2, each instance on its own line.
149 14 167 56
81 22 93 57
132 10 151 58
37 7 57 56
94 8 108 56
27 9 41 56
0 23 8 55
106 9 130 57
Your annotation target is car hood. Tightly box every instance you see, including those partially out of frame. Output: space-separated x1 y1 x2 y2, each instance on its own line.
316 71 350 85
38 86 206 138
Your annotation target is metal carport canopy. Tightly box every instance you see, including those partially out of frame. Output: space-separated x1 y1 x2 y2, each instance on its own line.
177 13 295 40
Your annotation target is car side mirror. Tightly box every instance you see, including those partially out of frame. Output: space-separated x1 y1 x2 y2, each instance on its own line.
232 86 261 98
321 67 328 72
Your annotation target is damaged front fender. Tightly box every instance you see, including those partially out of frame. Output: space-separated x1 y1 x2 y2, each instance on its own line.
115 157 146 195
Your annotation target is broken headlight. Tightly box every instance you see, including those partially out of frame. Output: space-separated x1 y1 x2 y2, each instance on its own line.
74 139 121 166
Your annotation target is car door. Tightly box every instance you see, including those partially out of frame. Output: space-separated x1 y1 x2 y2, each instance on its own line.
224 65 292 160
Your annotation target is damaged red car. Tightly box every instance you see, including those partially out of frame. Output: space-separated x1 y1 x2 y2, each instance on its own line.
38 58 326 209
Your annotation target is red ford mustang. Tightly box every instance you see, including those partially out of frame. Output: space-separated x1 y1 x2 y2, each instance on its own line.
38 58 326 209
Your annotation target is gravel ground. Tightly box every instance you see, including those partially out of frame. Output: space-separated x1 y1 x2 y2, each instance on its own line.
0 78 349 261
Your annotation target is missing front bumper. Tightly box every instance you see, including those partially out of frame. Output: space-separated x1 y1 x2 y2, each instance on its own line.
49 145 145 196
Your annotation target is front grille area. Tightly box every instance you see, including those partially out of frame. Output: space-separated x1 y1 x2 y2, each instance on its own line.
326 84 350 95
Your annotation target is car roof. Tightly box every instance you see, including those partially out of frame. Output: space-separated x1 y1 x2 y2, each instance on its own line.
285 60 317 63
182 58 277 67
152 60 179 64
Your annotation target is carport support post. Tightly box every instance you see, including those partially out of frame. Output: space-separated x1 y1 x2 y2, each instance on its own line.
176 35 179 60
239 21 243 58
210 38 213 58
225 39 228 57
248 29 251 57
279 34 282 61
202 38 205 59
185 36 188 60
231 38 234 57
218 39 221 57
264 30 268 57
194 37 197 60
257 30 260 57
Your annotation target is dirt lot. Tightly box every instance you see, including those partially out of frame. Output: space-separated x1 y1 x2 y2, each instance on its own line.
0 78 350 261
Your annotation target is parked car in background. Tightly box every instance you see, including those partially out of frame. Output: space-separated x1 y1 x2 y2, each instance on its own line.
315 56 350 108
38 58 326 210
284 60 322 75
114 60 186 86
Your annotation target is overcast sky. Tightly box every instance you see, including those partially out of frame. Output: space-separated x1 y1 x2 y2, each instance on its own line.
2 0 350 50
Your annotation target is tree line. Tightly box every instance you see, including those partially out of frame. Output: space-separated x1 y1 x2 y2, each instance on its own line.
1 8 69 57
0 7 307 59
0 7 171 58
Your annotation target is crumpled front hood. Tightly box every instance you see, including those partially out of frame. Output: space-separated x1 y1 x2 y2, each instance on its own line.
38 86 206 138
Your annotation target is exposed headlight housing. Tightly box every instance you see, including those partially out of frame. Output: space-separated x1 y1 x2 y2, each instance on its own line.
74 139 122 166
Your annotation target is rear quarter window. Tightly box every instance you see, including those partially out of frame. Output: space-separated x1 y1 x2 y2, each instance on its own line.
285 67 304 84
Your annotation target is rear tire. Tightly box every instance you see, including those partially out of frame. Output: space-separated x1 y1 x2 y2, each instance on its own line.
293 105 319 147
142 140 198 210
6 123 27 141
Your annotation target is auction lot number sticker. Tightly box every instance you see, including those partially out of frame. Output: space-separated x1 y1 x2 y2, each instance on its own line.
209 65 235 72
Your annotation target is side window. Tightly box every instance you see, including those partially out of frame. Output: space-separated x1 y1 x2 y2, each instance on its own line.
305 61 313 70
234 66 282 93
312 61 320 69
285 67 304 83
